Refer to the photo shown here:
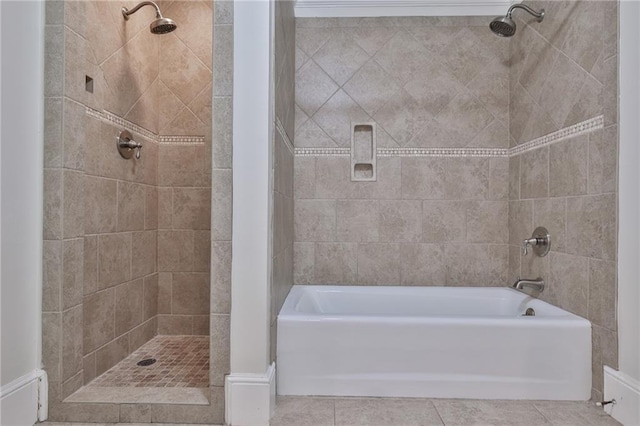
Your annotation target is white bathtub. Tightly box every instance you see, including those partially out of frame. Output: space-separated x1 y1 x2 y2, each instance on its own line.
276 285 591 400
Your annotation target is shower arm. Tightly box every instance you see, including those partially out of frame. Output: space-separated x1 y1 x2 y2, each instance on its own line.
506 4 544 22
122 1 163 20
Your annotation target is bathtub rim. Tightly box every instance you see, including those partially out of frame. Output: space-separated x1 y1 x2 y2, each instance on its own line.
278 285 592 328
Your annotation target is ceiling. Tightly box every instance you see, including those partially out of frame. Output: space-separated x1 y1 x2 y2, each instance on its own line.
295 0 513 17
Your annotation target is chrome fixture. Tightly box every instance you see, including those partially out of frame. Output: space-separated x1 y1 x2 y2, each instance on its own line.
490 3 545 37
522 226 551 257
117 130 143 159
122 1 177 34
512 277 545 293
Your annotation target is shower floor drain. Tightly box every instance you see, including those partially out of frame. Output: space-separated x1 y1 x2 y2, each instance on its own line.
137 358 157 367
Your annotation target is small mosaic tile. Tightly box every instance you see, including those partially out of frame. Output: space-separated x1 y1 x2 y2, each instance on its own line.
88 335 209 388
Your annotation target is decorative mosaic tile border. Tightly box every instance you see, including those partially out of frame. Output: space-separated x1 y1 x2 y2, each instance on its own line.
509 115 604 157
378 147 508 158
158 136 206 145
275 118 295 154
86 107 205 146
294 116 604 158
294 147 351 157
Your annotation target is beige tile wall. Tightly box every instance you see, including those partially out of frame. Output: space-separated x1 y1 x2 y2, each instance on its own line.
294 3 619 401
44 0 160 405
271 0 296 362
294 155 510 285
293 17 511 286
43 0 216 420
508 1 618 400
155 0 212 337
295 16 509 149
209 0 233 393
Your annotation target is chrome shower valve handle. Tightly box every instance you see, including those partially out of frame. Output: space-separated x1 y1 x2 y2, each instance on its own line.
521 226 551 257
521 237 538 256
117 129 143 160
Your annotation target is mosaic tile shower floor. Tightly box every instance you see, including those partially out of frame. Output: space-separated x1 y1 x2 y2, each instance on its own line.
88 335 209 388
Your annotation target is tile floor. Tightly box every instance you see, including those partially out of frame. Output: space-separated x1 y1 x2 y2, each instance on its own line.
42 396 621 426
88 336 209 388
270 396 622 426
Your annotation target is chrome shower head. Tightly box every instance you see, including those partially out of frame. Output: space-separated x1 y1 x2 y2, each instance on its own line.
490 3 544 37
490 15 517 37
122 1 177 35
150 16 177 34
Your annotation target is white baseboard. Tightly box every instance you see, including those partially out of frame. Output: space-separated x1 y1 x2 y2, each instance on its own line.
604 366 640 426
0 369 47 425
225 363 276 426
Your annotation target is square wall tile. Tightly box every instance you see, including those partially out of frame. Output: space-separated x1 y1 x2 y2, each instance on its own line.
83 288 115 354
43 240 62 312
63 170 85 239
98 233 132 289
379 200 422 243
445 158 489 200
173 187 211 230
400 243 446 286
95 334 129 377
83 235 98 296
210 314 230 386
62 305 83 381
131 231 157 279
357 243 401 285
520 148 549 199
115 279 144 335
158 314 192 335
84 175 117 234
172 272 210 315
44 168 63 240
566 194 616 260
117 181 146 232
588 258 616 331
62 238 84 310
295 199 336 242
548 252 589 318
158 230 194 271
314 242 358 285
549 135 588 197
336 200 379 242
211 241 231 314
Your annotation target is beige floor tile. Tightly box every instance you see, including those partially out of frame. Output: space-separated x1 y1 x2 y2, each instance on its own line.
533 401 622 426
335 398 443 426
271 396 335 426
432 399 550 426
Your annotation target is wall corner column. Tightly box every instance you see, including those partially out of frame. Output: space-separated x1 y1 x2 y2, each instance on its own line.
226 0 274 424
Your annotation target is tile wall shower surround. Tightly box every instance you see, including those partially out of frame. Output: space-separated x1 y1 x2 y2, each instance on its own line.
42 1 215 418
294 17 509 150
88 335 209 388
507 1 618 400
271 0 296 364
294 115 604 158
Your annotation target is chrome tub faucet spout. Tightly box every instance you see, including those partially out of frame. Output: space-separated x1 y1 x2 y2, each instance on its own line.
512 277 545 293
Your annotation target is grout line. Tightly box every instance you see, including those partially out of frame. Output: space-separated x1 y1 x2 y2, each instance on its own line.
431 399 447 426
531 402 553 424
